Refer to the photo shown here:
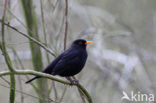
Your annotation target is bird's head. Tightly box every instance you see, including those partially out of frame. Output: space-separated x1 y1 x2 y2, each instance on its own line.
71 39 92 49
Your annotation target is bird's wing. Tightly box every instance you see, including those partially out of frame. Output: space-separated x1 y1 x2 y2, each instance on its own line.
42 53 64 74
25 52 64 83
51 49 79 75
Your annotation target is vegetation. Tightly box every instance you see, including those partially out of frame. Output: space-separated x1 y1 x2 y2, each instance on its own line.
0 0 155 103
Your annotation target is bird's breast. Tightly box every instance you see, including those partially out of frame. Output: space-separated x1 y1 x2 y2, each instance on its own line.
59 50 87 76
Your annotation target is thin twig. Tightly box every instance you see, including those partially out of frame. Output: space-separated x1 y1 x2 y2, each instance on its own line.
7 9 25 102
55 11 65 45
59 85 67 102
9 47 38 91
48 0 59 12
64 0 68 50
73 75 86 103
60 0 69 101
0 70 93 103
0 83 58 103
0 77 10 85
14 56 24 103
40 0 50 63
40 1 58 99
52 81 58 101
0 20 56 57
1 1 16 103
0 70 71 85
2 0 7 17
78 88 86 103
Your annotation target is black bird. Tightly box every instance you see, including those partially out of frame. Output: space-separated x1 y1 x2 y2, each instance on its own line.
25 39 92 83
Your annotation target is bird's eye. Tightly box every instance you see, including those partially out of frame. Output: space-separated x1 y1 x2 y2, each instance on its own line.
79 41 83 45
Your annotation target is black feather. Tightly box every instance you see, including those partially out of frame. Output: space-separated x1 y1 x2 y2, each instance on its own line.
25 39 89 83
25 76 40 83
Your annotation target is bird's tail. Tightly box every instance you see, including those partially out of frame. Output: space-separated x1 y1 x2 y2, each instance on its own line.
25 76 40 83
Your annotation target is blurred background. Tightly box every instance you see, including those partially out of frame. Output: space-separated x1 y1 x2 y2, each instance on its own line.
0 0 156 103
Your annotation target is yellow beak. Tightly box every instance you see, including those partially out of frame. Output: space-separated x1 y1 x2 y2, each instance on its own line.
85 41 92 45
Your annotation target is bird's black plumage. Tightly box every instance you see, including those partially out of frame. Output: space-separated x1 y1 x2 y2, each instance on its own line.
26 39 91 83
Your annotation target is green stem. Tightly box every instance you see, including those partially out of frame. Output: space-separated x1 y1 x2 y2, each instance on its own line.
77 84 93 103
0 70 93 103
1 16 15 103
0 20 56 57
20 1 49 102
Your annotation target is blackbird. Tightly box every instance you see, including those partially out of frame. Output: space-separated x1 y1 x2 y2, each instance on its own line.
25 39 92 84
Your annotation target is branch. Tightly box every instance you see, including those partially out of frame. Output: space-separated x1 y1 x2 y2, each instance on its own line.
64 0 68 50
0 83 56 103
0 20 56 57
60 0 69 101
1 0 16 103
0 70 93 103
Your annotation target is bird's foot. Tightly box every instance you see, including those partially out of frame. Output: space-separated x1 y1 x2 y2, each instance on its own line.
66 77 74 85
72 79 79 84
69 80 79 86
66 77 79 85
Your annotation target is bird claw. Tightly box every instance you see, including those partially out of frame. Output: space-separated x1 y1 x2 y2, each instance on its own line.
70 79 79 85
73 79 79 84
69 82 74 86
66 77 79 86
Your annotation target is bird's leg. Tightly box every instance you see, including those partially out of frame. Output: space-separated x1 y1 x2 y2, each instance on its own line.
66 77 79 85
72 76 79 83
66 77 75 85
